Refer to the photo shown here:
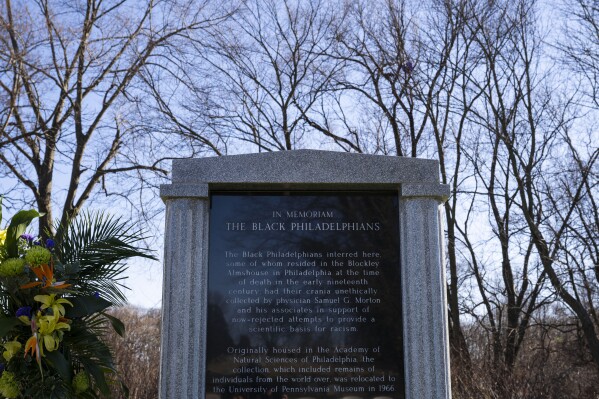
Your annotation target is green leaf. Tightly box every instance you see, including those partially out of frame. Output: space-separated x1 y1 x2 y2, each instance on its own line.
0 317 20 336
64 261 81 275
82 360 110 396
54 211 156 306
5 209 41 257
67 296 112 318
45 350 72 384
101 311 126 337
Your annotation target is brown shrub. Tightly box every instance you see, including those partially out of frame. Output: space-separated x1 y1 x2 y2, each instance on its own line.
453 319 599 399
107 307 161 399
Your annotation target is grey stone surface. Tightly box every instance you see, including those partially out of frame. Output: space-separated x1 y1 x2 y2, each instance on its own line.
159 150 452 399
171 149 441 184
160 183 208 199
160 198 209 399
401 183 451 200
399 198 451 398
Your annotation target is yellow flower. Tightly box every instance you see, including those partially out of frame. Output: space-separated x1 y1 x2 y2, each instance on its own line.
0 229 6 246
34 294 73 319
2 340 21 362
37 315 70 352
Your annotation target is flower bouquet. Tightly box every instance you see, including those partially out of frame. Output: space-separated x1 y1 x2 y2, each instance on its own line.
0 203 154 398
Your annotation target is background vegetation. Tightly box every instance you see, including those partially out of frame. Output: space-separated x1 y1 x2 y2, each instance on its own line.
107 308 161 399
1 0 598 397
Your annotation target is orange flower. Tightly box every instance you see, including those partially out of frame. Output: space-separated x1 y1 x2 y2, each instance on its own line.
24 334 41 365
20 263 70 290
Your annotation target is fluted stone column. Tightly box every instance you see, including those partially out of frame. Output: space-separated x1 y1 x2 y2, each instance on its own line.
159 185 209 399
400 184 451 399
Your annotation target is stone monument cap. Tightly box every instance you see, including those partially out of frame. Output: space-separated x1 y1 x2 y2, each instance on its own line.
161 150 449 199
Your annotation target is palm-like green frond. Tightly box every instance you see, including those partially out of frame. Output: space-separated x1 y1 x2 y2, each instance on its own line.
54 212 156 305
66 319 122 397
23 372 72 398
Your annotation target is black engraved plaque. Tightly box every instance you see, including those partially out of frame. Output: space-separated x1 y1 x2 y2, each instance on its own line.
205 192 404 399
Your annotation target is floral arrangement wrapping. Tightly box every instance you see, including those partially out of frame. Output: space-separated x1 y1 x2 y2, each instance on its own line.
0 201 154 398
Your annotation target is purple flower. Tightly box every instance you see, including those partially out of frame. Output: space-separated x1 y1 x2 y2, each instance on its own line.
20 234 35 243
16 306 32 319
0 363 4 375
46 239 55 249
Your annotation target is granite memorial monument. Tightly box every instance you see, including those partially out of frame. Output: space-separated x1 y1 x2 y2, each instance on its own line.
159 150 451 399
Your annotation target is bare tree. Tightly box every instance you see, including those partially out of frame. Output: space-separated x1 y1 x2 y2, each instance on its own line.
553 136 599 335
0 0 230 236
329 0 427 156
463 0 599 373
172 0 345 152
561 0 599 108
509 125 599 370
